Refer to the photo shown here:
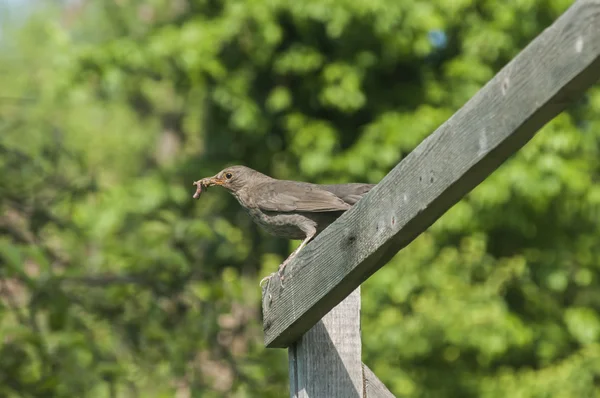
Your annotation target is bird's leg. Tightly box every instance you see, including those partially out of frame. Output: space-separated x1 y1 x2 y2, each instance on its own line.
259 232 316 287
277 234 313 279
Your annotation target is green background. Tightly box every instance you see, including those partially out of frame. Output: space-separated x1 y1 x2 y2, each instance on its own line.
1 0 599 396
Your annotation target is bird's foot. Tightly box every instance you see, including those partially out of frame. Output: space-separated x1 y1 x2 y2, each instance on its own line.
259 272 277 288
259 274 272 287
259 261 288 288
276 259 290 284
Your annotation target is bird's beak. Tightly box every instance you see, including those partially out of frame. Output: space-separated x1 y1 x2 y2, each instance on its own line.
206 175 224 187
197 176 223 187
192 175 223 199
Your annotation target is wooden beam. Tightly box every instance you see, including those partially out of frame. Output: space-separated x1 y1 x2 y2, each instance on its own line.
363 364 396 398
262 0 600 348
288 288 363 397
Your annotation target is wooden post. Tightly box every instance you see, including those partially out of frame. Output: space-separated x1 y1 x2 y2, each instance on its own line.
288 288 363 398
363 365 395 398
283 287 396 397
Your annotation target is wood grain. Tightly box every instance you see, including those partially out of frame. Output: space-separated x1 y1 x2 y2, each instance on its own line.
364 364 396 398
288 288 363 397
263 0 600 348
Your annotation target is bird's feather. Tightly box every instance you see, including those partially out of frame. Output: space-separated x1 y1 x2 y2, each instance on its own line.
253 182 352 213
320 183 375 205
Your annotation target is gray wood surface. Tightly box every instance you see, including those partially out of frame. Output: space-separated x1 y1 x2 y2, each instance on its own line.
364 364 396 398
288 288 363 398
262 0 600 348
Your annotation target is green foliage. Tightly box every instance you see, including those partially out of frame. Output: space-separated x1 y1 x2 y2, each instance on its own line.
1 0 599 396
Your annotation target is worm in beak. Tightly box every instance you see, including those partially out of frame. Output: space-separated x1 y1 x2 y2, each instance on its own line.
192 176 222 199
192 180 203 199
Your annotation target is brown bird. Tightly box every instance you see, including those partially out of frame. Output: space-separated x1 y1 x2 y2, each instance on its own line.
193 166 375 285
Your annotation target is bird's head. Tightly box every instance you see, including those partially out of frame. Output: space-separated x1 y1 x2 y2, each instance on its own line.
193 165 265 199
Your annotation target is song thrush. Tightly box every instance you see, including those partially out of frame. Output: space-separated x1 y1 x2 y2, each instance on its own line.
193 166 375 285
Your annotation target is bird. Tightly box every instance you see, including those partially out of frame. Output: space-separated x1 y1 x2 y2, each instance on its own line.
193 165 375 286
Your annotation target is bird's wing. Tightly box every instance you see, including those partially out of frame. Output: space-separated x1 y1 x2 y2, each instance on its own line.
254 182 351 213
320 183 376 205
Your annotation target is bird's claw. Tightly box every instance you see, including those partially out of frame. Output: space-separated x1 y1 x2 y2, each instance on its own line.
259 266 286 289
259 273 274 288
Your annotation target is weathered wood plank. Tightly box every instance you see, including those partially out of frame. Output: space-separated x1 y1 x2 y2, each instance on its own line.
262 0 600 348
288 288 362 398
363 364 396 398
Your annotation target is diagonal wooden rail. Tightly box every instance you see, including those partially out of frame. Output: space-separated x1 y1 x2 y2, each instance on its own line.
262 0 600 349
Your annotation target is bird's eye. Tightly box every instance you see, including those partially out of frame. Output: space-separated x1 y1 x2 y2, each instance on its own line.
225 172 233 179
